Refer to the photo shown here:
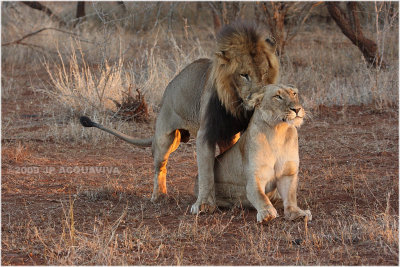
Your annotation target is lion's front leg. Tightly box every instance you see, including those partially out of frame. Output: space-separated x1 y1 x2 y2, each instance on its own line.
190 129 217 214
246 170 278 223
277 174 312 221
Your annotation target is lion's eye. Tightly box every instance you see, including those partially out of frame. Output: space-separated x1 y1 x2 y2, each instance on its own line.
275 95 282 100
293 92 297 97
240 74 250 81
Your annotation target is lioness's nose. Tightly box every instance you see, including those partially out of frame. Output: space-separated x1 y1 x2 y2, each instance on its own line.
290 108 301 114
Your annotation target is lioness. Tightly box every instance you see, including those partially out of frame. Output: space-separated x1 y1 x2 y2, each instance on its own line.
204 84 312 222
80 22 279 214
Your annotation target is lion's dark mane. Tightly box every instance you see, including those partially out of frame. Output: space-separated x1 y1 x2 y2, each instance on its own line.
203 90 253 146
201 21 278 148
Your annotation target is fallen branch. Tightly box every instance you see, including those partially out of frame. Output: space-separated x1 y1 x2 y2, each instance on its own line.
2 27 94 46
21 1 66 26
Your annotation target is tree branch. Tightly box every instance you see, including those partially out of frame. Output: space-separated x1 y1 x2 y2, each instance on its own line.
21 1 65 26
2 27 94 47
326 2 385 68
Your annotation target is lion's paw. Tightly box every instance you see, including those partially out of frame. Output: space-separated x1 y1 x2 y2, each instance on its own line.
285 207 312 221
150 191 167 203
190 202 216 214
257 205 278 223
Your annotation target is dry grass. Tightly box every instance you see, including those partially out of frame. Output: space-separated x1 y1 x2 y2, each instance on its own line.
2 106 398 265
1 2 399 266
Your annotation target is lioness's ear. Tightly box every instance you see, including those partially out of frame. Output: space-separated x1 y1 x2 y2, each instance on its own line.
265 37 277 53
215 51 230 63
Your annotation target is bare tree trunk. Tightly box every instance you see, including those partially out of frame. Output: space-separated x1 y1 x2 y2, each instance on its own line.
117 1 127 12
21 1 65 26
213 11 222 33
261 2 316 55
209 2 241 34
326 2 385 68
262 2 287 55
76 2 85 19
222 2 240 25
74 1 85 27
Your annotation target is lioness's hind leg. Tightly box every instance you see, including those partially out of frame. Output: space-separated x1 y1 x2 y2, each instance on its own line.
267 188 283 209
284 206 312 221
151 130 181 202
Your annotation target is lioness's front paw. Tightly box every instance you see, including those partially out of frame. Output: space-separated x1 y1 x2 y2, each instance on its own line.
190 202 216 214
285 207 312 221
257 205 278 223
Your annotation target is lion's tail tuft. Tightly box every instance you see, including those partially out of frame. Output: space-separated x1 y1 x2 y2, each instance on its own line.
80 116 97 127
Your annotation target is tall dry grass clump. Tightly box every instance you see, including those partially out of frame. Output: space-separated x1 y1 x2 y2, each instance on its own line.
39 41 135 144
44 42 129 117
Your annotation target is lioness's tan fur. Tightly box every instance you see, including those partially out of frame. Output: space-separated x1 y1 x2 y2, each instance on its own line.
210 84 312 222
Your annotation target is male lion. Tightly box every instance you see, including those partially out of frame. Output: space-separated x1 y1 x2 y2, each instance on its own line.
200 84 312 222
80 22 279 214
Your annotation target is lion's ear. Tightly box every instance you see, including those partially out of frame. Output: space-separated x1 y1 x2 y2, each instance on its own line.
265 37 277 53
249 92 265 108
215 51 230 63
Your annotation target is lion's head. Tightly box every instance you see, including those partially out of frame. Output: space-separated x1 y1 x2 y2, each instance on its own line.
211 22 279 117
250 84 305 128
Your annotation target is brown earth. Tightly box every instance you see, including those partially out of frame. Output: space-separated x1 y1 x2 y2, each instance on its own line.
2 68 399 265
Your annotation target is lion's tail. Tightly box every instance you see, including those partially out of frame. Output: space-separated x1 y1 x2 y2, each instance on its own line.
80 116 153 147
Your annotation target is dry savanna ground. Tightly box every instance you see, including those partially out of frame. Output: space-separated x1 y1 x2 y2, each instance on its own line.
1 2 399 265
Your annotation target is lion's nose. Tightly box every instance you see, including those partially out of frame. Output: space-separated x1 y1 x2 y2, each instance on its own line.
290 108 301 115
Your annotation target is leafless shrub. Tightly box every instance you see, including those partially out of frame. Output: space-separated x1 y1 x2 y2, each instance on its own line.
112 86 149 123
260 2 319 55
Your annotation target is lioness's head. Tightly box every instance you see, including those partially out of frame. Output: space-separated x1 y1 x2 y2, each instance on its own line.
211 22 279 117
250 84 305 128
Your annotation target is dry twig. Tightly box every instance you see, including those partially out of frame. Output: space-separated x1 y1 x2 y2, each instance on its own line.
2 27 94 47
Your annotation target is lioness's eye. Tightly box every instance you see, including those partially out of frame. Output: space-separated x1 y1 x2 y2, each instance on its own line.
240 74 250 81
275 95 282 100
